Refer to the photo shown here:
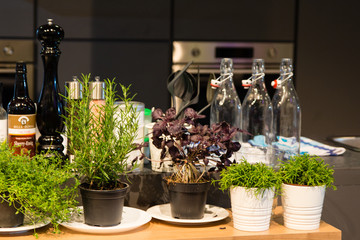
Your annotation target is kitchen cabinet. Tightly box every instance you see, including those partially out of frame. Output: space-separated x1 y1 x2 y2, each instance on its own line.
36 41 171 110
310 146 360 240
173 0 295 41
0 0 34 38
296 0 360 139
37 0 171 40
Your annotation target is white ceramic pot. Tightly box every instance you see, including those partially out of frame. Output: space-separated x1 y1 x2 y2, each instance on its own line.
146 123 173 172
281 183 326 230
230 186 275 231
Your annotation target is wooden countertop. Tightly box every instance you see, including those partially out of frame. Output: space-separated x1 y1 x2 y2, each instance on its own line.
0 207 341 240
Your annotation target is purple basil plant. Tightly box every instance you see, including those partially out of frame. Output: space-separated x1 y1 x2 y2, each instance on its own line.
151 107 242 183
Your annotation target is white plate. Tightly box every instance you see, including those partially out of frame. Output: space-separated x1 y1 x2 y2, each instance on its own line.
60 206 151 234
146 204 229 225
0 218 49 233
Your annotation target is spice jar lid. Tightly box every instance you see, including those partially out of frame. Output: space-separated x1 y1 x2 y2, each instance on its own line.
89 76 105 100
65 76 82 99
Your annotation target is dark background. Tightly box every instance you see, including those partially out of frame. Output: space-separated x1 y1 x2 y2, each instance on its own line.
1 0 360 140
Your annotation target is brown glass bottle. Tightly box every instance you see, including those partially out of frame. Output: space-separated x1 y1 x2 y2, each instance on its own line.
7 62 36 157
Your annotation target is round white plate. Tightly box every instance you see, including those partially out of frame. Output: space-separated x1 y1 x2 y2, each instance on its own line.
0 218 49 233
60 206 151 234
146 204 229 225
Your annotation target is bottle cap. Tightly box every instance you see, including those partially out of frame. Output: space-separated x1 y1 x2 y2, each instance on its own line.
89 76 105 100
220 58 233 75
65 76 82 99
144 108 152 116
252 59 265 74
16 62 27 74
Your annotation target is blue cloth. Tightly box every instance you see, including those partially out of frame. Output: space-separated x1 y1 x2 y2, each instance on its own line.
247 135 345 156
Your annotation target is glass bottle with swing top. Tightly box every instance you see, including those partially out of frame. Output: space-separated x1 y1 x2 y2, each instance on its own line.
210 58 241 141
241 59 273 146
272 58 301 159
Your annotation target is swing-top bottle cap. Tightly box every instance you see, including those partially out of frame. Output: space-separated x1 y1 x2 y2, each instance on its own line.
16 61 27 74
280 58 293 74
65 76 82 99
252 59 265 74
89 76 105 100
220 58 233 75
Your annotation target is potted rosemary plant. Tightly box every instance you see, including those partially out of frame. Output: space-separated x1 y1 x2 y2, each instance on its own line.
63 74 140 227
278 154 336 230
216 160 281 231
151 107 241 219
0 143 79 235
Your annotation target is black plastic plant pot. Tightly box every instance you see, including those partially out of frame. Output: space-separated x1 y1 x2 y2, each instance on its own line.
79 182 129 227
168 181 210 219
0 198 24 228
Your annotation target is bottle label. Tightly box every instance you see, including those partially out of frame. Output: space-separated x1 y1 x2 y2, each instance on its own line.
8 114 36 157
0 119 7 143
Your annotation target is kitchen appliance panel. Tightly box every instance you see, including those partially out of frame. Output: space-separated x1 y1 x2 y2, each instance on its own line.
0 40 35 110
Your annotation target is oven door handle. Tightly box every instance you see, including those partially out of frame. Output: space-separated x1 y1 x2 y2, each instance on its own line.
174 67 280 75
0 68 16 74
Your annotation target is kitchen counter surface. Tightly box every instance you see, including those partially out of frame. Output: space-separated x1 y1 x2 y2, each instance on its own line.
0 207 341 240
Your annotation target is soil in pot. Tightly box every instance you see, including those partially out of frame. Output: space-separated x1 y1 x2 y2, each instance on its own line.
0 198 24 228
167 181 210 219
79 182 129 227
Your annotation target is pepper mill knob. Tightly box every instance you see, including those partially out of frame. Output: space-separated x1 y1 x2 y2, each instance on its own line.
36 19 64 54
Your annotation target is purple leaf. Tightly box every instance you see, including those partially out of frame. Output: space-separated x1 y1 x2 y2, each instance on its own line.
152 108 164 120
165 108 176 120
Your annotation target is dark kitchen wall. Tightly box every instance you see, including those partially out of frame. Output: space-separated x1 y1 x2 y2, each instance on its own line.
1 0 360 138
1 0 295 112
296 0 360 140
36 0 172 111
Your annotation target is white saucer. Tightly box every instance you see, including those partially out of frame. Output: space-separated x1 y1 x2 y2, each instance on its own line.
60 206 151 234
146 204 229 225
0 218 49 233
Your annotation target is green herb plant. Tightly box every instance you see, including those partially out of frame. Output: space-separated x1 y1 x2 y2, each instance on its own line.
62 73 140 190
278 153 336 190
215 159 282 196
0 143 79 236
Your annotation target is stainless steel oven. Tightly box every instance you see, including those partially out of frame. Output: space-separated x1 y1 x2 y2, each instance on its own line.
172 41 294 123
0 40 35 110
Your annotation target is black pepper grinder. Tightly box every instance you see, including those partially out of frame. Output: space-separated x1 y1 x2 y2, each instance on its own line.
36 19 65 158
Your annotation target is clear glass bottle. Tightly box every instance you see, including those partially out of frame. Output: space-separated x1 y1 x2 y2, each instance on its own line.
241 59 273 146
210 58 241 141
0 82 7 143
272 58 301 159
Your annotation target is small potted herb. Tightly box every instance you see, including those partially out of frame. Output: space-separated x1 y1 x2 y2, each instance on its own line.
0 143 79 235
278 154 336 230
63 74 140 227
151 107 241 219
216 160 281 231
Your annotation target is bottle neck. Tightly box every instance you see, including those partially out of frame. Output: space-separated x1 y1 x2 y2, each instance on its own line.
279 72 295 89
220 73 236 90
251 73 266 89
14 73 29 98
